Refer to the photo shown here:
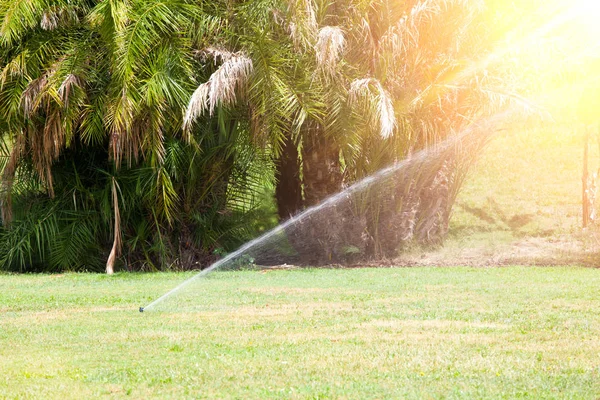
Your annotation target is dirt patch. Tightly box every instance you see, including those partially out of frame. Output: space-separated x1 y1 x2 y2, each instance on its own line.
390 234 600 267
254 231 600 269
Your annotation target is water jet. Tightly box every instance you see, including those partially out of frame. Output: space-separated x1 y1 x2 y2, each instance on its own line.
140 110 517 313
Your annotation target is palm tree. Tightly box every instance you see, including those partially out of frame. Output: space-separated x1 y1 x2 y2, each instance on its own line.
0 0 274 272
276 0 528 259
0 0 532 271
181 0 529 263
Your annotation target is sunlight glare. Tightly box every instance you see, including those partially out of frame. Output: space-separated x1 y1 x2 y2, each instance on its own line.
569 0 600 46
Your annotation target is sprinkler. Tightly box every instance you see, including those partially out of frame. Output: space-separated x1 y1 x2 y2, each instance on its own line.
139 307 144 313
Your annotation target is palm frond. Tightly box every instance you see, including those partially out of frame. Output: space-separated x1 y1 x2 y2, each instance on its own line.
348 78 396 139
183 53 253 130
315 26 345 76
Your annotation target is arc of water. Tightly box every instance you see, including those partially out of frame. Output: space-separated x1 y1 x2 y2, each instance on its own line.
141 162 398 312
141 111 513 312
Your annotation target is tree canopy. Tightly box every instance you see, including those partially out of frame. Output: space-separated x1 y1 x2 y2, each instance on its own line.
0 0 541 272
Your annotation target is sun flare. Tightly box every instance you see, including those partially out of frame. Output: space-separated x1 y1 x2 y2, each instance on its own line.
569 0 600 45
495 0 600 121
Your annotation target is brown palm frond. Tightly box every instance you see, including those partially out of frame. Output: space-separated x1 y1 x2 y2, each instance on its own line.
200 47 235 62
28 109 65 197
57 73 81 107
21 73 49 116
21 72 66 196
106 177 121 275
40 6 79 31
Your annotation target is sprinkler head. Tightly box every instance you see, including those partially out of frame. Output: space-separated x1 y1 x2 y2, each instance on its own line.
139 307 144 313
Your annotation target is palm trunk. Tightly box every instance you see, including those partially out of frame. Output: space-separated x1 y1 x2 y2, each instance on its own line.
302 123 343 207
300 122 344 264
583 130 590 228
275 133 303 220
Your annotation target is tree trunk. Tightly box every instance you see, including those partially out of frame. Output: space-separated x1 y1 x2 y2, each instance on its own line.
275 133 303 220
583 130 590 228
300 122 344 264
302 123 343 207
106 177 120 275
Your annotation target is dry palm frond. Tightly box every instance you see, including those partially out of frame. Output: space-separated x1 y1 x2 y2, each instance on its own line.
57 73 81 106
184 83 209 128
29 109 65 197
184 53 253 131
40 11 59 30
21 73 49 116
106 177 121 275
378 92 396 139
17 61 87 195
349 78 396 139
315 26 345 76
21 69 68 196
40 6 79 30
287 0 317 50
199 47 235 63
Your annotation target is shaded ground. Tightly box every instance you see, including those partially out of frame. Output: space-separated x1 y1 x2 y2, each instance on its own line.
267 124 600 270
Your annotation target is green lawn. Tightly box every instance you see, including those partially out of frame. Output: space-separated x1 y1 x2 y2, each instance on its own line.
2 267 600 399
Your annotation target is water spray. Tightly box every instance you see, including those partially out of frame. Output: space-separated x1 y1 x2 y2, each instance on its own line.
138 110 521 313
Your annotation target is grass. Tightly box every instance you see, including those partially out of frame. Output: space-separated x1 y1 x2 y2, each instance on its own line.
453 125 589 239
2 267 600 398
402 123 600 266
2 114 599 398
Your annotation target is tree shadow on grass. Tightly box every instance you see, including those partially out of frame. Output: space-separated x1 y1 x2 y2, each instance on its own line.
457 197 539 234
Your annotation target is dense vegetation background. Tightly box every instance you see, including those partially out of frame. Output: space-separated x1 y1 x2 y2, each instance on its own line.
0 0 596 272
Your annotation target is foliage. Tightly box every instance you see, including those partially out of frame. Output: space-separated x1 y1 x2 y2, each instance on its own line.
0 0 532 271
237 0 531 261
0 0 276 272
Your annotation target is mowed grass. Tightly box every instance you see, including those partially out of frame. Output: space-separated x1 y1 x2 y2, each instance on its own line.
2 267 600 399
